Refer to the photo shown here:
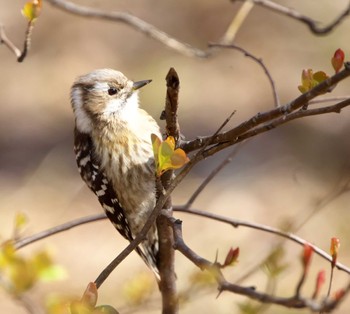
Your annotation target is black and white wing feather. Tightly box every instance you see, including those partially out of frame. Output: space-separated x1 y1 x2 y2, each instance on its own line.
74 129 159 277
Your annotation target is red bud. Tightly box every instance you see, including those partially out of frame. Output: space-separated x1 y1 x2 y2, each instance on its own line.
331 49 345 73
302 244 313 272
223 247 239 267
313 270 326 299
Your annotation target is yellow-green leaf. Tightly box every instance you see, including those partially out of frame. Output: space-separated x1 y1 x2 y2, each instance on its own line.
22 0 42 21
170 149 189 169
313 71 328 84
298 69 329 94
151 133 161 163
152 135 189 176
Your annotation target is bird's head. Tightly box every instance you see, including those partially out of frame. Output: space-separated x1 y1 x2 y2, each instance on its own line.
71 69 151 133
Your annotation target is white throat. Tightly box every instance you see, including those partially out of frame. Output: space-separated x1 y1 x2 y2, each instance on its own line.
103 92 140 122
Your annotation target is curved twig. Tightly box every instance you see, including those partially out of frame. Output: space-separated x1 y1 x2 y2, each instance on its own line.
181 63 350 153
235 0 350 35
165 211 350 312
0 21 35 62
45 0 208 58
209 43 280 107
14 213 106 250
173 206 350 275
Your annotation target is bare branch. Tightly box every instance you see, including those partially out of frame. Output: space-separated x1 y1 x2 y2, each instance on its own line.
235 0 350 35
17 21 35 62
173 206 350 275
45 0 208 58
0 21 36 62
165 211 350 312
183 143 244 209
309 96 350 105
181 63 350 154
220 1 254 44
157 68 181 314
0 23 21 59
14 213 106 250
209 43 280 108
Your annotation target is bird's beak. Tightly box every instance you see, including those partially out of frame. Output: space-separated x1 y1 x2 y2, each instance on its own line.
133 79 152 91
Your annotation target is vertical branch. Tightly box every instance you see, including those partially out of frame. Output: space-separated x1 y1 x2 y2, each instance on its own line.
156 68 181 313
164 68 180 141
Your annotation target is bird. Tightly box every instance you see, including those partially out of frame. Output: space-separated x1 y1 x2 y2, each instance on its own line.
70 69 161 279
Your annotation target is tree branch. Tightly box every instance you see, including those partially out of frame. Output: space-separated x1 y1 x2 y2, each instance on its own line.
44 0 208 58
181 63 350 154
203 97 350 158
209 43 280 108
165 211 350 312
173 206 350 275
235 0 350 35
183 144 244 209
0 21 35 62
156 68 181 314
14 213 106 250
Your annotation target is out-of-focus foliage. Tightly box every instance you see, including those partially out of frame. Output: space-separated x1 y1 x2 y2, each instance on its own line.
0 214 66 296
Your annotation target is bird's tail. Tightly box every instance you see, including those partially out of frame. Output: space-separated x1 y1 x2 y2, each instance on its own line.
136 235 160 281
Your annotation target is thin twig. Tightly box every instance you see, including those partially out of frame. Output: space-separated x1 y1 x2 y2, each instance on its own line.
235 0 350 35
17 21 35 62
0 21 36 62
14 213 107 250
0 23 21 59
209 43 280 107
309 96 350 105
183 143 245 209
45 0 208 58
221 1 255 44
173 206 350 275
165 211 350 312
181 62 350 154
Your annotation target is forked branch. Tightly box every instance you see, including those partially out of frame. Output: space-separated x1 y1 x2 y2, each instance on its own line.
165 211 350 312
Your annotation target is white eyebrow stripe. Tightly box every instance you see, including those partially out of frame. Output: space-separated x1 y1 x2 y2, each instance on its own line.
93 82 110 91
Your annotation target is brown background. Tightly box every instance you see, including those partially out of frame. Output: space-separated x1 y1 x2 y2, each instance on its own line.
1 1 350 313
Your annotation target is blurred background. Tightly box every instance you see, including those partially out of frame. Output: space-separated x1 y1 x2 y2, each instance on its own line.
1 0 350 313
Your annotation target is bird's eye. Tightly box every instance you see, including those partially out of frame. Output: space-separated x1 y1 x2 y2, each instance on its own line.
108 88 118 96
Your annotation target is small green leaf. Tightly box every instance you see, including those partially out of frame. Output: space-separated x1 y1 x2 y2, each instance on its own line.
298 69 329 94
313 71 328 84
151 133 161 162
151 135 189 176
